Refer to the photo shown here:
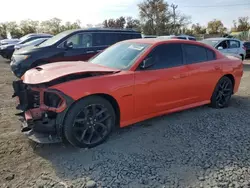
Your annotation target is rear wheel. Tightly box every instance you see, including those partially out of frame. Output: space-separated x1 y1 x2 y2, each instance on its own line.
210 76 233 108
63 96 116 148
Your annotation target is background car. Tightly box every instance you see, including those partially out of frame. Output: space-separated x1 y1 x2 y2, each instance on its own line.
14 37 52 50
12 39 243 148
0 33 52 59
243 41 250 58
10 28 142 78
200 38 246 61
157 34 196 41
142 35 158 38
0 38 20 46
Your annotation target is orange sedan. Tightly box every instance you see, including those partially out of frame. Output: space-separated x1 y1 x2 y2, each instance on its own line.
12 39 243 148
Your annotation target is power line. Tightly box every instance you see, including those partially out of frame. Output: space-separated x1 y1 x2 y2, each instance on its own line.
180 3 250 8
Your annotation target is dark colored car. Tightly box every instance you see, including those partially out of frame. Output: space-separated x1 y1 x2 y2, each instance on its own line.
10 28 142 78
0 38 20 46
0 33 52 59
244 41 250 58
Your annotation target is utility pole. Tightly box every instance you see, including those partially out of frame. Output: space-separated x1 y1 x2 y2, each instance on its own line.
171 3 178 34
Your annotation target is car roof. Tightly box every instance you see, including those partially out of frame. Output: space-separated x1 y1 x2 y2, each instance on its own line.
67 28 141 33
204 37 241 42
123 38 203 45
178 34 195 38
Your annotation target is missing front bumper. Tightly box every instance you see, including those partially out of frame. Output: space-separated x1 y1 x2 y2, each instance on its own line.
12 80 74 144
20 119 62 144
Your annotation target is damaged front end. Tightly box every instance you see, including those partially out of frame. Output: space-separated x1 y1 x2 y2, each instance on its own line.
12 80 73 144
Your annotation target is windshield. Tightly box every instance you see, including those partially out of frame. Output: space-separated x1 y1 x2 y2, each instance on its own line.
200 39 220 47
89 42 150 70
23 38 47 46
38 30 72 47
19 34 32 41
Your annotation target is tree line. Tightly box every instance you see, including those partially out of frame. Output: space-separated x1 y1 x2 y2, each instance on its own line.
0 0 250 39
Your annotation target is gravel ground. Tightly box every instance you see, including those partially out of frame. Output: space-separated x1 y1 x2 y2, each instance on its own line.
0 57 250 188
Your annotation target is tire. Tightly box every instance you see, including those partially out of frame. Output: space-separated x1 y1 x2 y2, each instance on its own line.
210 76 233 108
63 96 116 148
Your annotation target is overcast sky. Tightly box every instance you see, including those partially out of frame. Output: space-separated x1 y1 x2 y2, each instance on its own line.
0 0 249 28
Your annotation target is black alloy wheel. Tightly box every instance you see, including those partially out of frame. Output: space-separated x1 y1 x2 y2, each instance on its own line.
63 96 116 148
211 76 233 108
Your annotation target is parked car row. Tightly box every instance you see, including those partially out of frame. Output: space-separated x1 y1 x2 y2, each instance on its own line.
0 33 53 59
12 35 243 148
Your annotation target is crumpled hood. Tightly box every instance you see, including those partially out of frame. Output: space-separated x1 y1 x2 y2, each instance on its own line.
22 61 119 84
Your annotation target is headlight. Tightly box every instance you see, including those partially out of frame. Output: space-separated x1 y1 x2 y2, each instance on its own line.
14 54 30 60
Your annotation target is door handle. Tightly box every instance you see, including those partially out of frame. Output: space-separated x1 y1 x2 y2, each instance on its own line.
97 50 103 52
180 74 187 78
215 66 220 70
173 74 187 79
86 51 95 53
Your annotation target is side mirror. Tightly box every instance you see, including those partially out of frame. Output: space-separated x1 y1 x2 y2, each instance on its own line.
64 41 73 49
217 46 223 50
140 57 155 69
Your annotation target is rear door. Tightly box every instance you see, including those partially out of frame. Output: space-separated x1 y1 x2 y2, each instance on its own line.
182 44 221 102
227 40 240 55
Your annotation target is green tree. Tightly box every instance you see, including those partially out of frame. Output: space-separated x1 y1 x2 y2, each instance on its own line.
0 23 7 38
138 0 170 35
5 22 22 38
19 19 39 35
40 17 62 34
237 17 249 31
60 20 81 31
126 17 141 31
103 17 126 28
103 19 117 28
207 19 227 34
191 23 206 34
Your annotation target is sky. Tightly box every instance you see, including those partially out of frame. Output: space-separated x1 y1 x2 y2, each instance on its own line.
0 0 249 29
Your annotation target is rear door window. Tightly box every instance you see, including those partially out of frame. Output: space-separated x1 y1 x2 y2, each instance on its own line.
244 42 250 49
188 37 196 41
183 44 208 64
229 40 240 48
206 49 216 61
176 37 187 40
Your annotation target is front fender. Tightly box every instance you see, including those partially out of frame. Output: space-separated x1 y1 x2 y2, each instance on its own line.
50 72 135 126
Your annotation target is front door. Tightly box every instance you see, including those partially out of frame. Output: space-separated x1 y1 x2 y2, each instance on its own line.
134 43 190 118
216 40 230 54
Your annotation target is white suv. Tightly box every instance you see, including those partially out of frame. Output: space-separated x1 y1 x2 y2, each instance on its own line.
201 38 246 61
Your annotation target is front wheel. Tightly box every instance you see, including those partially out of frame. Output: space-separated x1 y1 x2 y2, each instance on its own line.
63 96 116 148
210 76 233 108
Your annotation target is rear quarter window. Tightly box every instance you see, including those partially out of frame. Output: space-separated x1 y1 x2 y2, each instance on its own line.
206 49 216 61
